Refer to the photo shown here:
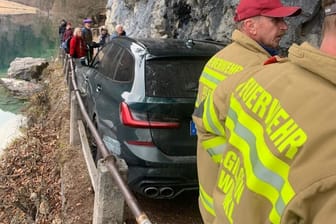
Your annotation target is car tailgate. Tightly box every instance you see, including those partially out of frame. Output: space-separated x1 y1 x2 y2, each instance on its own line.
123 100 197 157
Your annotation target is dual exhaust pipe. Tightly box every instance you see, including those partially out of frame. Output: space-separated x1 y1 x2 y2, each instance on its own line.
144 186 175 198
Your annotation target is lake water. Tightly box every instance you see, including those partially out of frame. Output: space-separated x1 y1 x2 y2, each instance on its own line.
0 12 57 153
0 72 26 113
0 109 26 151
0 72 27 153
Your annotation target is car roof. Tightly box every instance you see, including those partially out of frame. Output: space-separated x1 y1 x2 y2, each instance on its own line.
109 37 226 58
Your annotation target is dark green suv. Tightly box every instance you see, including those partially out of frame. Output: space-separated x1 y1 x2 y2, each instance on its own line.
76 37 224 199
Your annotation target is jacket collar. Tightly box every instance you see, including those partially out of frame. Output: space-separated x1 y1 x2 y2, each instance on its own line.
232 29 271 57
289 42 336 85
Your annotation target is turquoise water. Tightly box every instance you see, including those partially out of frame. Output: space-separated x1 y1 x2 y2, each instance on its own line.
0 70 27 114
0 86 26 114
0 70 27 153
0 16 58 69
0 70 27 152
0 109 26 151
0 14 57 152
0 15 57 114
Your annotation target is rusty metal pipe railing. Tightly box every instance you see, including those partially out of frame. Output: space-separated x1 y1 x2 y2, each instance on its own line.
67 56 152 224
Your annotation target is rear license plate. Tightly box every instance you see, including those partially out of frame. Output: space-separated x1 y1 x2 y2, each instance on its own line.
190 120 197 136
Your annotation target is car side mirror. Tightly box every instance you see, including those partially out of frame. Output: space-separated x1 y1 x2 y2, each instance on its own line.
80 58 88 66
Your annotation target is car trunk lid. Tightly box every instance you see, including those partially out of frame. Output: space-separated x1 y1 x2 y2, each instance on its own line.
120 100 196 157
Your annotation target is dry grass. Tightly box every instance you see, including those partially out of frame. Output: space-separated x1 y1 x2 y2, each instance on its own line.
0 61 93 224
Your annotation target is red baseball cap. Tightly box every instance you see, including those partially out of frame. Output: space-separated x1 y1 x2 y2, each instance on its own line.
234 0 301 22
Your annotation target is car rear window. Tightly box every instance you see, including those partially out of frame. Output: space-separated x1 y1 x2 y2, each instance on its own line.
145 58 208 98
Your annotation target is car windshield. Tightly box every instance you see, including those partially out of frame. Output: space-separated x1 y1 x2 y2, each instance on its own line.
145 58 208 98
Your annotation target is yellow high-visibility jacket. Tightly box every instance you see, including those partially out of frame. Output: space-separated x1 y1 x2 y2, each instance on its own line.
208 42 336 224
193 30 271 223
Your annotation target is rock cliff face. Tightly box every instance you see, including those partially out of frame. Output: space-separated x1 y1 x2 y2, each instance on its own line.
8 0 323 55
105 0 323 53
51 0 107 27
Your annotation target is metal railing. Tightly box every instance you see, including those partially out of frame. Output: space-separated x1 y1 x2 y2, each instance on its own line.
63 54 152 224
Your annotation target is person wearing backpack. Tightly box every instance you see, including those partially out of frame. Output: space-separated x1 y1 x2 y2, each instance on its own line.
61 22 73 54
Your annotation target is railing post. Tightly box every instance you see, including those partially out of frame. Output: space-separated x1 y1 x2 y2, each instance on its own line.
93 158 128 224
67 58 73 90
77 120 98 191
62 53 68 75
70 91 81 145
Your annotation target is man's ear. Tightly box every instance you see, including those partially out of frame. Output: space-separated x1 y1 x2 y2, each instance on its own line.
242 18 258 36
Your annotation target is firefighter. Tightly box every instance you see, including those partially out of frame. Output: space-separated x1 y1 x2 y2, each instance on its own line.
192 0 301 222
200 0 336 223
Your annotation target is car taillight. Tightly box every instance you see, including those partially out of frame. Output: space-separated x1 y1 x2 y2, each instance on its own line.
120 102 180 128
126 141 155 146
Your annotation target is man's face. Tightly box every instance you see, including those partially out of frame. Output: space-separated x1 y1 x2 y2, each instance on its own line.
254 16 288 49
117 26 123 34
85 22 92 29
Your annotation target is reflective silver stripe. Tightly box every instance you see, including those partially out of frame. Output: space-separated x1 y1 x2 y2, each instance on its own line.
200 188 214 211
205 95 222 135
201 71 222 85
228 108 286 215
193 100 204 118
208 144 226 157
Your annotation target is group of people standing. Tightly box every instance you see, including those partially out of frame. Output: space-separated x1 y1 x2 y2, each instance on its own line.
58 18 126 63
193 0 336 223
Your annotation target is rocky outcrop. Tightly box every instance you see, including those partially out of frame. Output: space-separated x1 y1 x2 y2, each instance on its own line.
0 78 43 99
0 57 48 98
7 57 49 81
105 0 322 53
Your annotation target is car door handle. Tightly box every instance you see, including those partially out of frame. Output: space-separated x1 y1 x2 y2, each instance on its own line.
96 85 102 93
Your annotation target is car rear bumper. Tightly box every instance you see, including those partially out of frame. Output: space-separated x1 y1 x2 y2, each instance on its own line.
125 142 196 164
102 136 198 198
128 165 198 199
125 142 198 199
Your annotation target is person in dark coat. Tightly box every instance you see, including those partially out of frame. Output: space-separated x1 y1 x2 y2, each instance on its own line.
62 22 73 42
98 26 110 47
110 24 126 38
58 19 67 43
81 18 95 62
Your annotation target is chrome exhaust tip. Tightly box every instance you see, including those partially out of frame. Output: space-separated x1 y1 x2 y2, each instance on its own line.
144 187 159 198
159 187 175 198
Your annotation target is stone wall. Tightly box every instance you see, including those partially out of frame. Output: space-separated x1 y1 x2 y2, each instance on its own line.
105 0 322 54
